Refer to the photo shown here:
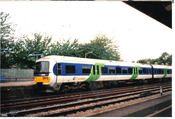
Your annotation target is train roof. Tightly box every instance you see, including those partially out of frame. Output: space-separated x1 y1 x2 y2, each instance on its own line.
151 64 172 69
37 55 172 68
37 55 140 66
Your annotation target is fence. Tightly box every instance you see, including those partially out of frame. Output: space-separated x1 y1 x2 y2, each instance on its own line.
0 69 34 82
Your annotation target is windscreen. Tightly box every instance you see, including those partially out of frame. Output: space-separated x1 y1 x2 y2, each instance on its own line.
34 61 49 74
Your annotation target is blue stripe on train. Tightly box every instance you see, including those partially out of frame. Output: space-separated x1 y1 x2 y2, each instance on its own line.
52 62 154 76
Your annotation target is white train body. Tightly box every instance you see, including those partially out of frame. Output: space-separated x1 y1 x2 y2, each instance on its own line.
33 55 172 91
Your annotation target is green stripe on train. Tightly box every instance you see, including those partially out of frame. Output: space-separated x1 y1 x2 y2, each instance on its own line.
85 62 105 81
85 64 150 81
163 68 168 78
130 65 140 80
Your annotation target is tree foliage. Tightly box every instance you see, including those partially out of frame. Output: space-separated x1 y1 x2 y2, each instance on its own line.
81 34 120 61
13 33 52 68
138 52 172 65
2 32 120 69
0 12 120 69
48 34 120 61
48 38 84 57
0 12 16 68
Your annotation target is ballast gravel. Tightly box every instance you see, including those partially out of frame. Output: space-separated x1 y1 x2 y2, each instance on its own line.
23 90 171 117
64 91 172 117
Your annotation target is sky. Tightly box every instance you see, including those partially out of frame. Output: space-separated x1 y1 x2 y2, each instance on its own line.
0 1 174 62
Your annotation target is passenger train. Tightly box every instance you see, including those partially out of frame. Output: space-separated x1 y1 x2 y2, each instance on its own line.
33 55 172 92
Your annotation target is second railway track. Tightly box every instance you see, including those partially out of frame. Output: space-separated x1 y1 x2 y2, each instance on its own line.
1 82 172 117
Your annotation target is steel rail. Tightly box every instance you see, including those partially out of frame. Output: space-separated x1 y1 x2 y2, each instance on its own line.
5 86 172 117
1 82 170 105
1 84 171 114
1 83 170 111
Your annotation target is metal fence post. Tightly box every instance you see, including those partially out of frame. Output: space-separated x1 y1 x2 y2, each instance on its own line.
160 86 163 95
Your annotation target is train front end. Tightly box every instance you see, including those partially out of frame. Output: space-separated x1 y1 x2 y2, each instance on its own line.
33 58 56 91
33 61 51 84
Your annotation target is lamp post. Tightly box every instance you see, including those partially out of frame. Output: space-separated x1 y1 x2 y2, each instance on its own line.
85 51 93 58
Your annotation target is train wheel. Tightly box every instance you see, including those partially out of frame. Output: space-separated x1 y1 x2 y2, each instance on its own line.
79 84 87 91
61 85 70 93
143 79 148 84
87 82 97 91
136 79 143 85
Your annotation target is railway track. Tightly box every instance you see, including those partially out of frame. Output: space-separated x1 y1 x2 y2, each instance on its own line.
1 82 171 117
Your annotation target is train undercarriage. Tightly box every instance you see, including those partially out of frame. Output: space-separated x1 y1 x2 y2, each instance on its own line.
34 78 171 94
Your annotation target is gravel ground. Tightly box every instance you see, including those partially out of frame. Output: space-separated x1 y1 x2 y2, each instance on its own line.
65 91 172 117
21 90 172 117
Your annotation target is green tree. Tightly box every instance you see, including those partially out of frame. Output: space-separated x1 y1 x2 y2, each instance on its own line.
158 52 172 65
137 52 172 65
0 12 16 68
48 38 84 57
82 34 120 60
166 54 172 65
14 33 52 68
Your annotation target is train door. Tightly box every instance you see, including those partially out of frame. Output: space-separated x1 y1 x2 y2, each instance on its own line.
52 62 63 90
56 63 62 83
130 65 140 80
92 65 100 81
85 62 105 82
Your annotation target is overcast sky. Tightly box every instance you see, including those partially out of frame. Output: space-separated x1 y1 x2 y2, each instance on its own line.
0 1 174 62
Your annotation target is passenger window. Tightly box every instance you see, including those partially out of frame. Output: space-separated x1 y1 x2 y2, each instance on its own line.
149 69 151 74
122 68 127 74
57 63 62 75
66 65 75 74
139 68 142 74
128 68 133 74
82 66 91 74
116 67 121 74
154 69 157 74
109 67 115 74
101 67 108 74
168 69 172 74
162 69 164 74
167 70 169 74
143 69 146 74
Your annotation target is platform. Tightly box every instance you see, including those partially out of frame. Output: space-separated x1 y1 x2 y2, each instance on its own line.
0 81 35 87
